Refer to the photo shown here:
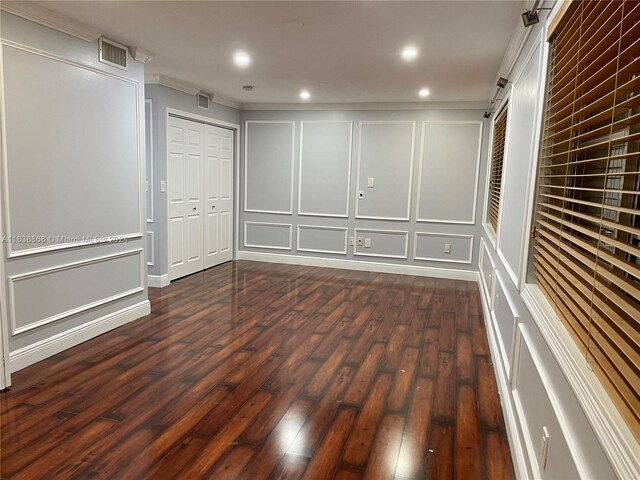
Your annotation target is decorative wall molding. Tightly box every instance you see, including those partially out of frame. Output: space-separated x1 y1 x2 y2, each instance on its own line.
131 46 154 64
413 232 474 264
243 222 293 251
353 228 409 259
0 40 144 259
145 99 154 224
296 225 348 255
237 250 478 282
8 300 150 372
297 120 353 218
522 285 640 480
490 271 520 380
146 74 242 109
416 121 483 224
355 121 416 221
477 274 531 480
0 1 102 42
8 249 145 336
240 101 489 111
146 231 155 266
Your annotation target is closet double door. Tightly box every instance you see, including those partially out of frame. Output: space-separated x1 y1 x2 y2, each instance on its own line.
168 115 233 281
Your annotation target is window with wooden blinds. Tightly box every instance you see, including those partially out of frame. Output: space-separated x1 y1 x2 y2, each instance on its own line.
534 0 640 441
488 104 508 234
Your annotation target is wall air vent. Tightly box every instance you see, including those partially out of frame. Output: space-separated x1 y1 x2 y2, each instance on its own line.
99 37 128 70
197 92 210 110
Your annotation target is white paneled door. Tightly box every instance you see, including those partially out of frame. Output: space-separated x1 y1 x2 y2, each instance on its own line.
168 116 234 281
204 125 234 268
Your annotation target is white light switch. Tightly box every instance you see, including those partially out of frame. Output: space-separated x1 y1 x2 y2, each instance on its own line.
367 177 375 188
364 238 372 248
444 243 451 254
160 180 166 193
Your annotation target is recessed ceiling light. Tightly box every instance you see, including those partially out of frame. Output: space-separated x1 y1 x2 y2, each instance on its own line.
300 90 311 100
401 46 418 61
419 88 430 98
233 51 251 68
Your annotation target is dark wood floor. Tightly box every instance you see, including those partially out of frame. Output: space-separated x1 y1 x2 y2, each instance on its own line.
1 260 513 479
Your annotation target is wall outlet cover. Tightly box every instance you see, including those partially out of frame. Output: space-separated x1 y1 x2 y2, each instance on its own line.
357 237 363 246
348 236 355 246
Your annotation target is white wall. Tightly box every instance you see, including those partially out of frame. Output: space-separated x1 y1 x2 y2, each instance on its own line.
0 12 150 374
238 109 488 279
477 5 634 479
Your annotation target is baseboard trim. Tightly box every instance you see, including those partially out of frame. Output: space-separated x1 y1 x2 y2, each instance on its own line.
477 275 531 480
148 274 170 288
8 300 151 373
236 251 478 281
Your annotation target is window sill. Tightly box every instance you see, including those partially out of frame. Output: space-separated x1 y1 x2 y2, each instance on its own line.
521 284 640 479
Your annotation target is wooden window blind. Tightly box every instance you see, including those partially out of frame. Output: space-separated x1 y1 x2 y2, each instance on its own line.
534 0 640 441
488 104 509 234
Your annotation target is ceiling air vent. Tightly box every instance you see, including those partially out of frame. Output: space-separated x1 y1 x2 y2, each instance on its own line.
197 92 210 110
99 37 128 70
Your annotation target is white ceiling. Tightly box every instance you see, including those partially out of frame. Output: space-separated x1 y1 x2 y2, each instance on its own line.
29 1 525 106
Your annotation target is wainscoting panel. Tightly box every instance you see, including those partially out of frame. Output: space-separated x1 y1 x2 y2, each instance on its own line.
9 249 144 335
414 232 473 264
244 222 292 250
297 225 348 255
353 229 408 259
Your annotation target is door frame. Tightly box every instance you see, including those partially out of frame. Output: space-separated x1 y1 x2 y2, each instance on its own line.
164 108 240 283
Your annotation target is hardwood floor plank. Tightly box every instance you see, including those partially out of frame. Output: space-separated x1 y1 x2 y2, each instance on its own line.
1 261 512 480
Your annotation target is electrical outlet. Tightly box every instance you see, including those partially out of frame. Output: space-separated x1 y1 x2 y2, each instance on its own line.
348 236 355 246
444 243 451 254
367 177 375 188
160 180 166 193
364 238 371 248
358 191 364 199
357 237 363 246
539 426 550 470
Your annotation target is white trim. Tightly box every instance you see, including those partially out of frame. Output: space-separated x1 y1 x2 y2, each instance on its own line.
415 120 483 224
478 238 496 310
237 250 478 282
518 30 549 290
243 221 293 251
0 1 102 42
0 40 144 259
355 121 416 222
146 74 242 110
8 249 145 336
353 228 409 259
495 31 545 291
490 271 521 381
297 120 352 218
522 285 640 480
130 46 154 64
244 120 295 215
240 101 489 111
166 108 240 131
296 225 348 255
146 231 155 266
8 300 150 373
511 323 590 480
481 91 512 247
145 99 154 224
477 273 531 480
148 273 170 288
413 232 474 264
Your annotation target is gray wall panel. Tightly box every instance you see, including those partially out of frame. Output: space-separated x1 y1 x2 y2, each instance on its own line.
245 121 294 214
417 122 482 223
244 222 292 250
297 225 347 255
414 232 473 264
353 229 408 259
356 122 415 220
299 121 352 217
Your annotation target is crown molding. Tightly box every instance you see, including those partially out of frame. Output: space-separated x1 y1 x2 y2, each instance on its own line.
131 46 155 64
0 1 102 42
145 74 242 110
240 101 489 111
